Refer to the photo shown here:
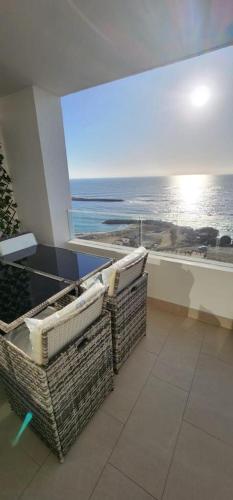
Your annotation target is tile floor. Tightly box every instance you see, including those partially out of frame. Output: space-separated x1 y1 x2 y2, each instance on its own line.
1 302 233 499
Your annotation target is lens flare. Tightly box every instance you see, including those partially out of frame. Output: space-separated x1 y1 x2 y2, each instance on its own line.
12 412 33 446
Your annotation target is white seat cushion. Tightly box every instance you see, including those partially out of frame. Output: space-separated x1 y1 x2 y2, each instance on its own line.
83 247 148 297
24 282 106 365
105 246 148 296
0 233 37 256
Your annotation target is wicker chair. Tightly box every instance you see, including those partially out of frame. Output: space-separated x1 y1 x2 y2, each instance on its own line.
0 232 37 256
82 248 148 373
0 284 113 462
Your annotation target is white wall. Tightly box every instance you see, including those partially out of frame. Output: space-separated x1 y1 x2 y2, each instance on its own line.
0 86 70 246
146 255 233 322
33 87 70 246
67 239 233 325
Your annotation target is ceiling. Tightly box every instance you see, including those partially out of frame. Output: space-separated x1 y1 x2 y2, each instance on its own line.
0 0 233 98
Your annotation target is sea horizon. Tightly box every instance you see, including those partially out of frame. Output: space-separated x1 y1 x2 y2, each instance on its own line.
69 172 233 181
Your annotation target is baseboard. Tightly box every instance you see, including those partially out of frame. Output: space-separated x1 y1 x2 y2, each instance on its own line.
147 297 233 330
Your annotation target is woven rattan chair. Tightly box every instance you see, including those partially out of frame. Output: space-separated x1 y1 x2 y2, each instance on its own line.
0 284 113 462
0 233 37 256
106 250 148 373
81 248 148 373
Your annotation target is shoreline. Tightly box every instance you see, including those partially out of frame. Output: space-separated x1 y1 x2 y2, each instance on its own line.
76 218 233 262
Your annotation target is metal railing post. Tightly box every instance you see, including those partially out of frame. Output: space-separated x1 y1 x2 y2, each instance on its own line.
139 217 143 246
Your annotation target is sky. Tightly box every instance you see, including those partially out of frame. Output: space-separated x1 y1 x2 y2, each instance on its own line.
62 45 233 179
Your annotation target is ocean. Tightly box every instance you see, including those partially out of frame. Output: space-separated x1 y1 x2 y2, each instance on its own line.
70 175 233 237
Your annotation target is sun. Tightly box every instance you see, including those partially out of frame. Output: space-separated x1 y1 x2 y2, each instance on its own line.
190 85 211 107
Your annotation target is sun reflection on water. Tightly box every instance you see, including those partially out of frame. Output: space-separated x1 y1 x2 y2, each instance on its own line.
175 175 208 215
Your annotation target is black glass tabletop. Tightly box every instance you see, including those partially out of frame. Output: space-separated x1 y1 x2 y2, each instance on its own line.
0 262 73 332
1 244 111 282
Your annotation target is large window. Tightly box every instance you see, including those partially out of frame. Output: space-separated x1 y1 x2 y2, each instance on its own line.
62 45 233 264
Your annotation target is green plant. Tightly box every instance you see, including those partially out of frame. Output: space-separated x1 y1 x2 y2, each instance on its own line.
0 145 20 237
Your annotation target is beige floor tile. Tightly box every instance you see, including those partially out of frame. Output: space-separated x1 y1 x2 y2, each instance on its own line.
152 318 203 391
152 359 192 392
146 304 177 328
102 345 156 423
146 307 178 354
21 410 122 500
19 425 50 465
0 402 22 446
110 376 187 499
202 324 233 365
163 422 233 500
0 413 39 500
91 464 155 500
141 326 169 356
185 353 233 445
0 400 50 465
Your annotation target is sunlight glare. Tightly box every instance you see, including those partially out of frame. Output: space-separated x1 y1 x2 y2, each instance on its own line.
190 85 211 107
177 175 207 213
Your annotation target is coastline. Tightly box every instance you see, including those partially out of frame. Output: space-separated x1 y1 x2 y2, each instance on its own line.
76 218 233 263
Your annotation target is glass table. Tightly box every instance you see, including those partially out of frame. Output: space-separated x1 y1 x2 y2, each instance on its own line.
1 244 112 283
0 245 112 334
0 261 75 333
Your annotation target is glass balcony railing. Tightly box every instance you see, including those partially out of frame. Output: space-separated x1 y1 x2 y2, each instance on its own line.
68 209 233 265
